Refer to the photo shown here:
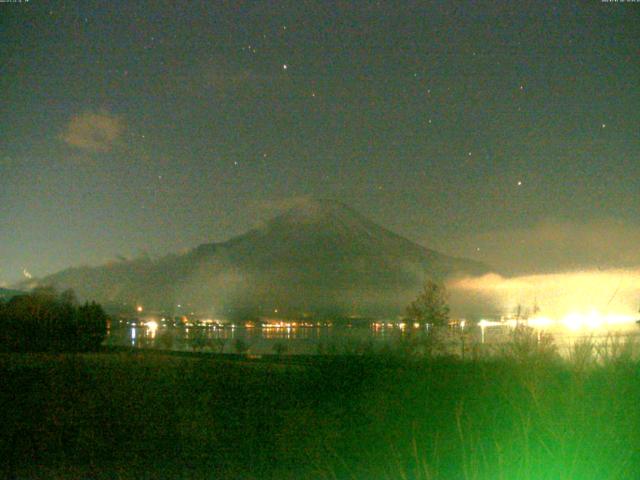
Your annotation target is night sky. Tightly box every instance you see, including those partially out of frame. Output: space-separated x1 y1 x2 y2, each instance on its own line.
2 1 639 285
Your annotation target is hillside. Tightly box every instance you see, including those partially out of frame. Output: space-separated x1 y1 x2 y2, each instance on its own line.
26 200 489 318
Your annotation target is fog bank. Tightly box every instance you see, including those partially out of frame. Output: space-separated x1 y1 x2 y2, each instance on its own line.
448 269 640 320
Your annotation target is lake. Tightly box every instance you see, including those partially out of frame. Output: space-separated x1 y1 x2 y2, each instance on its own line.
105 318 640 358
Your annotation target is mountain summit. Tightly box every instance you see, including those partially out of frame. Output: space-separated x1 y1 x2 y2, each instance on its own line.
29 200 489 318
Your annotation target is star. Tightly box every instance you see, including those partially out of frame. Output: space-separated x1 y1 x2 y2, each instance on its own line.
283 64 288 70
517 180 523 186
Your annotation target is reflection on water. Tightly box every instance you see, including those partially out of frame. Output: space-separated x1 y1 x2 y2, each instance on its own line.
105 318 640 358
130 326 135 347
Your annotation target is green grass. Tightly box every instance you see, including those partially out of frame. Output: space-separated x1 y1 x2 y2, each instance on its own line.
1 341 639 479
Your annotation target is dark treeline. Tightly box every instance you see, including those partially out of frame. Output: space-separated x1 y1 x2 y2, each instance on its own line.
0 287 107 352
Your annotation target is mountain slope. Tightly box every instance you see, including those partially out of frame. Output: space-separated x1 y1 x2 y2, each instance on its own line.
28 200 489 317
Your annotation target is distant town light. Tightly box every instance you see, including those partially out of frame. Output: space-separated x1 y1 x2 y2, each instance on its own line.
527 316 553 328
136 305 143 313
145 320 158 337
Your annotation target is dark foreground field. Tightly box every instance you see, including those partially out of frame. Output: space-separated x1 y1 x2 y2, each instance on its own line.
1 347 639 479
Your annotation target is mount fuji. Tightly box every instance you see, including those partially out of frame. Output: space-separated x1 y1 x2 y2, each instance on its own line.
26 200 489 318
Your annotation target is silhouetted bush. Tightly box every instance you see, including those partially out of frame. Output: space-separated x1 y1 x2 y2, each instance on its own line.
0 287 107 352
272 341 288 356
233 338 250 354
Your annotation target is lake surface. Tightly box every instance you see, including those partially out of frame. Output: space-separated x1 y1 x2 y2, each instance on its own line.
105 319 640 358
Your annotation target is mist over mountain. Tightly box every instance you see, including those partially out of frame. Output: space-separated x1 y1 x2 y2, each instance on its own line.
25 200 489 318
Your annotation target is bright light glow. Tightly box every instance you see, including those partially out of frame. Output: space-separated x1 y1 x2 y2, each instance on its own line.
505 319 519 328
136 305 143 312
449 270 640 326
527 316 553 328
478 319 502 328
585 310 602 329
561 311 636 331
145 320 158 339
564 312 587 331
145 320 158 330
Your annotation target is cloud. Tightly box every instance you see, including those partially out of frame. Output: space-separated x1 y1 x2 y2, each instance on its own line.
61 111 124 152
442 218 640 275
447 269 640 320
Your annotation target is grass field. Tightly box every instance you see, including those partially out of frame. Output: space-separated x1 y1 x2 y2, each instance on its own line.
1 339 639 479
